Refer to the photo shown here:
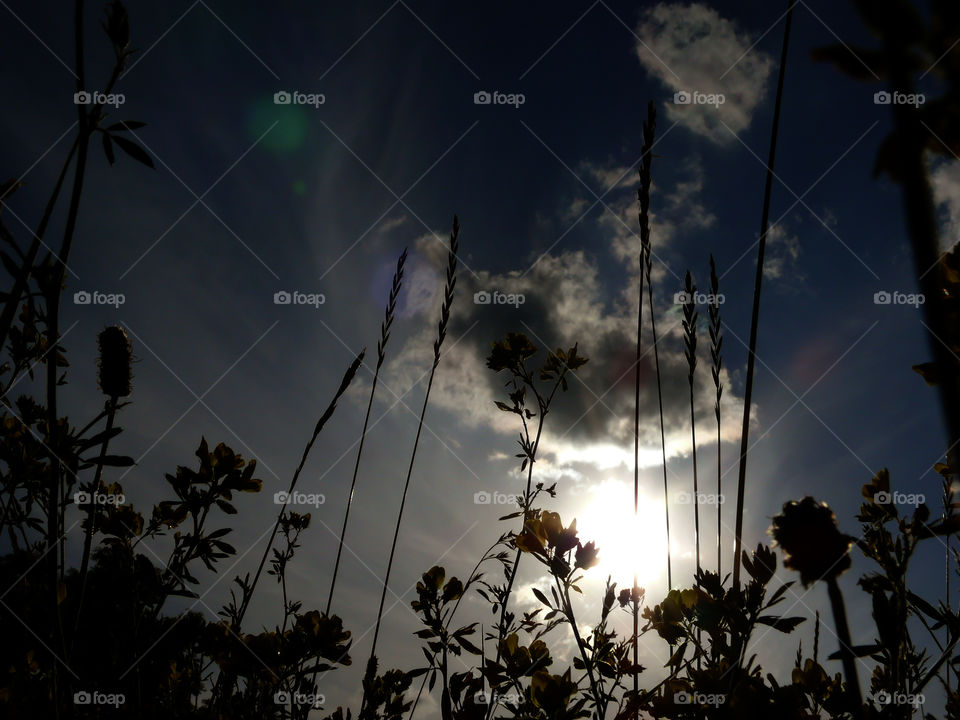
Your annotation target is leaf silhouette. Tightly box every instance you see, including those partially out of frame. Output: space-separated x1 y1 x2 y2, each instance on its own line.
112 135 154 168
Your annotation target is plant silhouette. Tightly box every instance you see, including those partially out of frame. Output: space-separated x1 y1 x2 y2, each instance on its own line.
2 1 960 719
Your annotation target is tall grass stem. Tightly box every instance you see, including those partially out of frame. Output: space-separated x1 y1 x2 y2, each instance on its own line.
732 0 796 590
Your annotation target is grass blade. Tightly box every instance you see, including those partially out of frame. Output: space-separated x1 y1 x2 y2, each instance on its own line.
325 247 407 616
709 255 723 578
361 216 460 713
732 0 796 590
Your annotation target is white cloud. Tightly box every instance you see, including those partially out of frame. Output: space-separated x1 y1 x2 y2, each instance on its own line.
593 155 714 288
763 224 802 281
377 214 408 234
583 163 639 192
396 235 444 319
377 160 754 491
931 159 960 252
635 3 774 143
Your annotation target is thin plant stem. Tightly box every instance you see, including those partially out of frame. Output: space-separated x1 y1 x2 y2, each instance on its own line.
948 515 952 692
483 362 572 720
732 0 796 590
637 101 670 600
72 394 118 644
813 609 820 665
682 271 700 579
826 575 863 715
633 98 656 715
210 350 363 711
555 574 604 715
708 255 723 578
646 254 670 594
43 5 89 712
406 536 506 720
0 137 80 355
682 270 701 668
46 0 132 583
631 181 646 720
237 349 365 628
361 216 459 716
325 248 406 616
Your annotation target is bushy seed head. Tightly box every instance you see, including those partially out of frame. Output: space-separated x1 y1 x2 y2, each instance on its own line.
97 325 132 398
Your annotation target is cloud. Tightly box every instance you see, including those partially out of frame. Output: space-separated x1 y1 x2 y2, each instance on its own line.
377 163 751 486
635 3 774 143
931 159 960 252
377 214 408 234
763 224 802 281
397 244 444 319
593 155 715 288
583 163 639 192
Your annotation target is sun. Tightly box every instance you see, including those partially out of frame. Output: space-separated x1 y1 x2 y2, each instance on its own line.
572 477 669 590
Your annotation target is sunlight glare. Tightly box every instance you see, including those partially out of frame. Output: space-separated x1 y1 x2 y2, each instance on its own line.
573 478 668 590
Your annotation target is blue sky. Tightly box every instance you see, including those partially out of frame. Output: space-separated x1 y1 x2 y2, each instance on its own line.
1 0 957 715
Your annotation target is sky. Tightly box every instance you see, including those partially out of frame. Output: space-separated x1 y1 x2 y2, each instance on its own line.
1 0 957 716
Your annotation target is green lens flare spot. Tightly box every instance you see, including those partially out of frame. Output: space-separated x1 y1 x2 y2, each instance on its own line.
247 98 309 152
